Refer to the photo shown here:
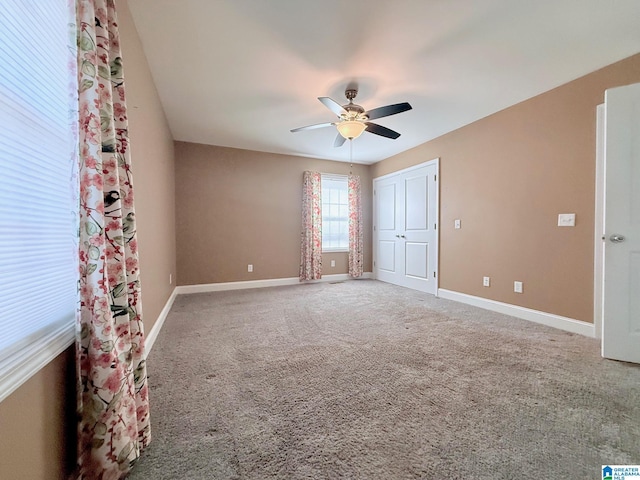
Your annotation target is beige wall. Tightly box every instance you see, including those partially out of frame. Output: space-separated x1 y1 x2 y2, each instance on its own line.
0 348 75 480
120 0 177 332
372 53 640 323
175 142 372 285
0 1 176 478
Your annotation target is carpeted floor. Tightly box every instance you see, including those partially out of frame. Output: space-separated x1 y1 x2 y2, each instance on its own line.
127 279 639 479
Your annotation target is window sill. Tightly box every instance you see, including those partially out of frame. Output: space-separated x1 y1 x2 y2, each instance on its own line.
0 319 74 403
322 249 349 253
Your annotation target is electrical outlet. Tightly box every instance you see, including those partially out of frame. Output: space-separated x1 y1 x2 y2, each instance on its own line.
514 281 523 293
331 260 336 267
483 276 490 287
169 273 172 285
248 264 253 273
454 219 461 229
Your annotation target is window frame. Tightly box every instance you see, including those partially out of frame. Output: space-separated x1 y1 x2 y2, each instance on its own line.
321 174 349 253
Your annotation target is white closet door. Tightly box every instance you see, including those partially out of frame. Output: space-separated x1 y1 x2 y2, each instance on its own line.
375 179 400 285
374 159 439 294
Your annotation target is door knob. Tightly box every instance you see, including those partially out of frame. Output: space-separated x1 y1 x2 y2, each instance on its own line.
400 234 406 238
609 234 625 243
395 234 400 238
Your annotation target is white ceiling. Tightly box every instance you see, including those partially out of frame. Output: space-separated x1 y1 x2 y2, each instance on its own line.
128 0 640 165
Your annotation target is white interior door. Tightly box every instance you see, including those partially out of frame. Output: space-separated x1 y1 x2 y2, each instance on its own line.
374 160 439 294
602 82 640 364
375 179 400 285
402 167 438 292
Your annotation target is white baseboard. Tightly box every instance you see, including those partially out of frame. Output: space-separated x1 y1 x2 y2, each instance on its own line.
175 272 373 295
145 287 178 355
437 289 595 337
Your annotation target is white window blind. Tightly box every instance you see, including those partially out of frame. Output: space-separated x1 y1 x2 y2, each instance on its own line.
0 0 78 401
321 175 349 252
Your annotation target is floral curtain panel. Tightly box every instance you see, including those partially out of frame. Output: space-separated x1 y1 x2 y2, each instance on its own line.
300 171 322 280
348 175 364 277
76 0 150 477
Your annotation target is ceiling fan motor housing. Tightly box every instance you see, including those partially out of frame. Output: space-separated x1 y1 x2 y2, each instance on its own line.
341 106 367 121
342 90 367 121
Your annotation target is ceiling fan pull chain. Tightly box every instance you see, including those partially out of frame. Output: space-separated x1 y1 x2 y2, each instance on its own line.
349 139 357 175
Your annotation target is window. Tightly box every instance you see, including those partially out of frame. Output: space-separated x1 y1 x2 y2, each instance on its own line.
0 0 77 401
321 175 349 252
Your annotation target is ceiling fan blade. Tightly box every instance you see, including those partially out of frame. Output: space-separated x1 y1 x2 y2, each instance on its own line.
365 102 412 121
333 133 347 147
290 122 335 133
318 97 347 117
365 122 401 139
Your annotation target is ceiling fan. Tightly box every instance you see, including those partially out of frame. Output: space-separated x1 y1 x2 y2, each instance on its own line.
291 88 412 147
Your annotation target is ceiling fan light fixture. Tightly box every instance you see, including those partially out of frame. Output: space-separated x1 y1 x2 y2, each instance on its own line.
337 120 366 140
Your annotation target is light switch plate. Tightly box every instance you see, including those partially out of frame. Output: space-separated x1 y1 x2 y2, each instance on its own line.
454 219 461 229
558 213 576 227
